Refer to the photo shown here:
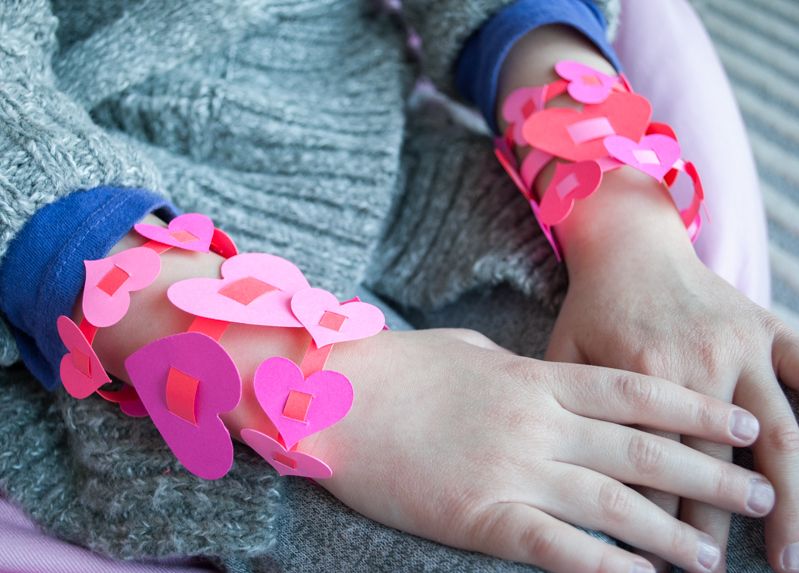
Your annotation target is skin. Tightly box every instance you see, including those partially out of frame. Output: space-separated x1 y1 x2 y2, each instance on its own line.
92 217 769 573
78 23 799 573
497 25 799 573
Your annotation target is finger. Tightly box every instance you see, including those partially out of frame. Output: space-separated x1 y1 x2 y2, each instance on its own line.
736 370 799 573
633 429 682 573
679 438 734 569
558 416 774 518
550 365 760 446
774 325 799 391
473 502 655 573
538 462 722 573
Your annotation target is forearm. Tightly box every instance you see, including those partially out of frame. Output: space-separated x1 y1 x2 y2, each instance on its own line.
496 25 695 276
76 215 311 439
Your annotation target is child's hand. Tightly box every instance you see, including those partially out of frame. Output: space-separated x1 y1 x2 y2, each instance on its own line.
546 176 799 571
313 329 773 573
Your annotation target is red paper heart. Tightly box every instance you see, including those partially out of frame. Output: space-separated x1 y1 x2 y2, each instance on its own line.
539 161 603 226
522 92 652 162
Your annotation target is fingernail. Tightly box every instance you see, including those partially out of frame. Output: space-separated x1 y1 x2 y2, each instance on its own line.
631 562 655 573
782 542 799 571
730 410 759 442
746 478 775 515
697 538 720 571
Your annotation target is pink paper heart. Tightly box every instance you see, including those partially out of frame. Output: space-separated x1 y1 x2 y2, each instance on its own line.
539 160 603 226
167 253 309 327
290 288 385 348
502 86 548 145
83 247 161 328
241 429 332 479
134 213 214 252
125 332 242 480
555 60 617 104
57 315 111 399
253 356 353 450
522 92 652 162
603 134 681 182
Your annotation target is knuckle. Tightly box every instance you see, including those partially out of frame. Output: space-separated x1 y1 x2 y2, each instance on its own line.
627 434 666 476
522 525 560 562
765 421 799 455
689 398 719 433
597 481 634 524
617 374 658 410
668 522 693 557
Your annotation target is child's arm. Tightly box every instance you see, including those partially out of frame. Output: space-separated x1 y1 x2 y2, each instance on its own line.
497 24 799 573
85 217 773 573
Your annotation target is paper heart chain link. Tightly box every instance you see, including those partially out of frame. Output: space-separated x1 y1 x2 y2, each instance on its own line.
58 216 384 480
496 60 706 259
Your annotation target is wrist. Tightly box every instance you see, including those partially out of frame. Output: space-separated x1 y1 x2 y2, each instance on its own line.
558 167 697 279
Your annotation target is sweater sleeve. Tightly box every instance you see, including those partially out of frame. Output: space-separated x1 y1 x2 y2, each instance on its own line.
457 0 623 133
400 0 620 95
0 0 164 372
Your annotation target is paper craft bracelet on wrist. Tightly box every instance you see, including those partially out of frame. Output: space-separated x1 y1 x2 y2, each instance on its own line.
495 60 705 259
57 213 385 480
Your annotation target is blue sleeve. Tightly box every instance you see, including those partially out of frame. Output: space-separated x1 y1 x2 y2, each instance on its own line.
0 187 176 390
456 0 623 134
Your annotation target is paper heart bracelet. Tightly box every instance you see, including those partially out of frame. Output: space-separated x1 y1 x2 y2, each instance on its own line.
57 213 385 480
497 60 705 259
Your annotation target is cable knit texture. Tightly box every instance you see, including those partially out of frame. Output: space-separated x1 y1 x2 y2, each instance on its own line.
0 0 619 569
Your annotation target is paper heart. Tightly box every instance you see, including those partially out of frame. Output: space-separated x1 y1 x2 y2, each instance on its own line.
522 92 652 162
57 315 111 399
241 429 332 479
555 60 617 104
83 247 161 328
291 288 385 348
97 386 149 418
253 356 353 449
135 213 214 252
539 161 603 226
604 134 681 182
167 253 309 327
211 228 239 258
125 332 241 480
502 86 548 145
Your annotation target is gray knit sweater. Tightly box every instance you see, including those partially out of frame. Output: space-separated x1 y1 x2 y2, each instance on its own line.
0 1 619 570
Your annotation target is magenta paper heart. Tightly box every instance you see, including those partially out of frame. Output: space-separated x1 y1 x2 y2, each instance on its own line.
253 356 353 450
241 429 332 479
555 60 617 104
125 332 241 480
502 86 548 145
57 315 110 399
83 247 161 328
167 253 309 327
135 213 214 252
291 288 385 348
604 134 681 182
539 161 603 226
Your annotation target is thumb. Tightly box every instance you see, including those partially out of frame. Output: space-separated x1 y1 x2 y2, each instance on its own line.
545 331 585 364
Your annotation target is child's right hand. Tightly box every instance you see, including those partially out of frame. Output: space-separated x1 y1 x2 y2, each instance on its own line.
314 328 772 573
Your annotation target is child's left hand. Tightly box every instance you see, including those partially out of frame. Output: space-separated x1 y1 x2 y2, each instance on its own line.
547 215 799 571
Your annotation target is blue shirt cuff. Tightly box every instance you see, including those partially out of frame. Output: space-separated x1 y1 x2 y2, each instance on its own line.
0 187 176 390
456 0 623 134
